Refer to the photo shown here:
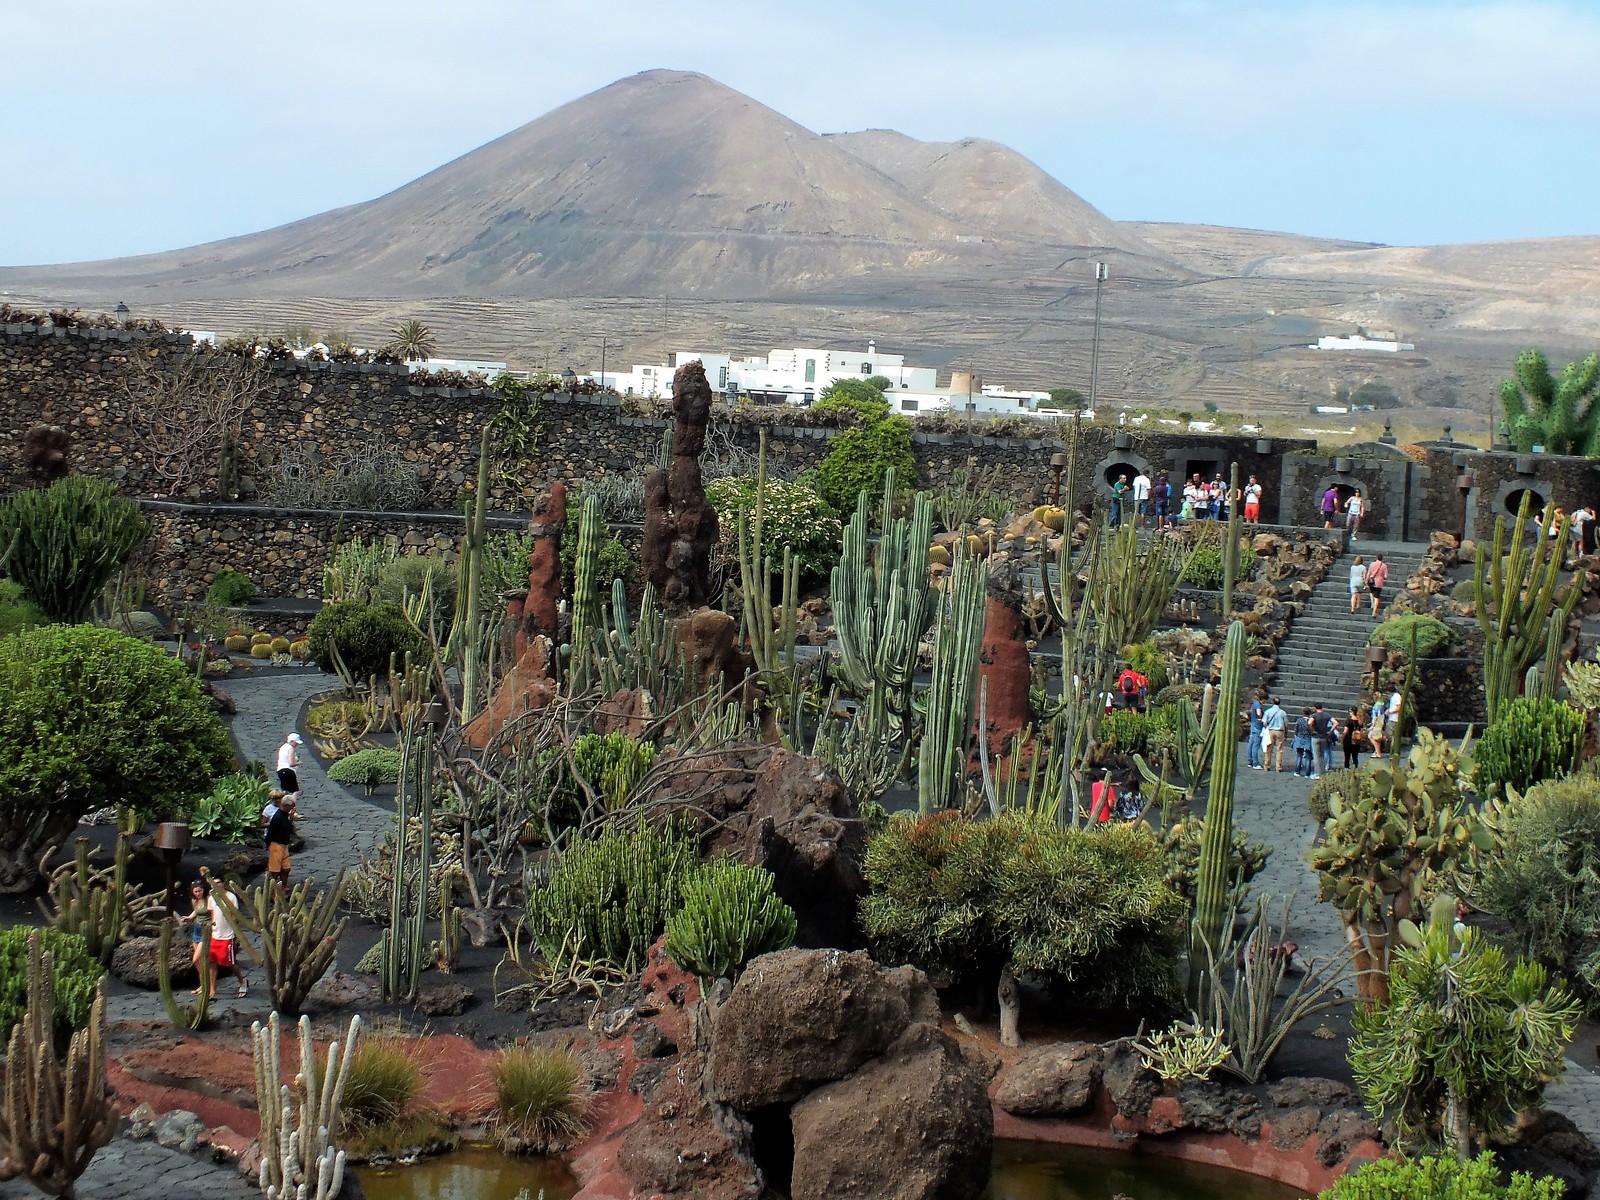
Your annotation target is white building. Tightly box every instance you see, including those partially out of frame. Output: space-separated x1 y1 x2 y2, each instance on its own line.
1310 334 1415 353
590 342 940 403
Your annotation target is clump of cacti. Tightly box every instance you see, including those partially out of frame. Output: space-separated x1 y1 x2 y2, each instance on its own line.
224 634 251 653
289 638 311 661
252 632 273 647
206 869 348 1015
664 860 797 982
253 1011 360 1200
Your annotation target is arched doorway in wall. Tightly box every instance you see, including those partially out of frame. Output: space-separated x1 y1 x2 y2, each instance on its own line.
1090 451 1153 523
1503 486 1549 518
1310 476 1362 527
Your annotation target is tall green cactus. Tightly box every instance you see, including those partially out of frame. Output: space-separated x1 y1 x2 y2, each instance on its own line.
1135 683 1218 806
207 871 349 1016
735 431 799 676
917 550 988 814
380 720 434 1004
452 427 492 721
1037 510 1111 825
1191 619 1248 999
40 822 158 966
1474 496 1583 723
0 476 148 623
1222 463 1242 618
1089 520 1193 651
157 914 210 1030
831 468 936 735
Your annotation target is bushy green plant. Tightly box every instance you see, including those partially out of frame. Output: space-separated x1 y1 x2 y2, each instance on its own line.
1159 816 1272 913
1319 1152 1565 1200
191 773 269 843
0 476 148 622
1097 710 1155 755
205 569 257 607
525 821 697 972
1122 641 1170 695
862 811 1184 1035
373 553 457 636
0 926 104 1042
493 1046 585 1148
1476 778 1600 1012
483 530 536 597
0 580 47 636
1179 544 1257 590
813 378 892 420
1151 683 1206 711
569 733 656 811
327 748 402 791
0 625 233 893
664 860 797 981
341 1036 422 1130
306 600 427 680
558 517 632 594
706 476 844 579
1369 613 1452 658
1351 906 1578 1155
813 414 916 516
1473 697 1584 799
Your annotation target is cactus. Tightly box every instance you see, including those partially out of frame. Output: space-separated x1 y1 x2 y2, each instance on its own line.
451 427 492 721
1191 619 1248 1002
206 870 348 1015
664 860 797 982
157 914 211 1030
269 636 291 655
251 643 275 659
224 634 251 653
252 632 274 646
0 935 116 1198
39 823 159 965
568 492 604 690
1221 463 1242 618
253 1011 361 1200
596 578 689 715
288 638 310 661
735 431 799 677
1135 683 1218 806
1473 496 1584 723
917 550 988 814
435 878 462 975
1089 520 1194 651
381 722 435 1004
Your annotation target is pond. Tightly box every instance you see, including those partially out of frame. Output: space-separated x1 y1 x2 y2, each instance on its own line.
356 1141 1308 1200
986 1141 1307 1200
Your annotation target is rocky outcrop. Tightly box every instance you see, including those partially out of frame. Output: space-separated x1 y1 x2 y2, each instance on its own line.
643 360 718 613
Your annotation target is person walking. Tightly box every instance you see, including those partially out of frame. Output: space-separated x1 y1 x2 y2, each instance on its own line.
195 879 248 1000
1571 505 1595 560
1321 485 1340 529
1152 472 1171 530
1133 469 1152 528
1310 702 1333 777
1386 685 1404 750
1349 555 1368 614
1243 475 1263 525
265 795 296 892
1367 694 1387 758
1247 692 1266 770
1110 473 1130 528
1345 489 1365 541
1364 554 1389 617
1292 708 1316 778
1089 770 1118 824
1342 705 1365 768
276 732 304 795
1262 696 1288 773
180 880 210 977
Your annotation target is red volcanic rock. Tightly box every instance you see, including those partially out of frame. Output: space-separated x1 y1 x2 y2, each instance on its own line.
976 577 1031 762
643 361 719 613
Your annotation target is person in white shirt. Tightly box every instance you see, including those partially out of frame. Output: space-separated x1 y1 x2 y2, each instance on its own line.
1345 490 1365 541
276 732 303 794
196 877 248 1000
1132 471 1152 528
1386 688 1403 749
1243 476 1263 524
1571 506 1595 559
1348 555 1368 614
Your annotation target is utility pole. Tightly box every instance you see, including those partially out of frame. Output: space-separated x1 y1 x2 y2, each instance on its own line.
1089 261 1108 411
599 337 607 391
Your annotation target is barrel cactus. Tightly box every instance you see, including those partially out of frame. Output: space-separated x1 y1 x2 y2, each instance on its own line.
250 643 274 659
224 635 251 654
269 636 291 655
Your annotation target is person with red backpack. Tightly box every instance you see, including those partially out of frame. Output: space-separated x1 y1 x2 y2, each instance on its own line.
1117 666 1142 711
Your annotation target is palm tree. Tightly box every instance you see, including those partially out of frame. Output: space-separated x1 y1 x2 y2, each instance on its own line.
1501 348 1600 455
387 319 437 363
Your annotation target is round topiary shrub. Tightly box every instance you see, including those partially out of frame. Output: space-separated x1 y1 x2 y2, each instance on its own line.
326 748 403 792
0 926 105 1042
206 569 257 607
706 477 844 579
306 601 427 680
0 625 234 893
1369 613 1452 658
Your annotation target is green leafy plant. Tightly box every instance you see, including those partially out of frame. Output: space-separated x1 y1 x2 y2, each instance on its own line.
1475 777 1600 1013
558 516 632 595
561 733 658 816
862 811 1183 1046
0 475 148 622
0 926 104 1043
1472 697 1584 799
0 580 47 636
1369 613 1452 659
1096 710 1155 755
1121 640 1170 696
206 568 257 607
483 530 537 598
373 554 457 637
525 821 698 973
327 748 403 792
1132 1020 1229 1082
813 411 916 515
387 319 437 362
664 860 797 982
306 600 428 681
1351 899 1579 1156
707 476 843 579
0 625 233 893
1318 1152 1566 1200
190 773 270 843
493 1046 586 1150
1178 543 1257 591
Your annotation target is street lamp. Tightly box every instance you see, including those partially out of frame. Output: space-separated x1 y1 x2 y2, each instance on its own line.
599 337 607 392
114 301 129 324
1050 451 1069 507
1088 262 1108 410
1457 471 1475 544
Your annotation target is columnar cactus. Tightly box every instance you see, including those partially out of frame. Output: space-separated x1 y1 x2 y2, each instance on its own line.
253 1011 360 1200
917 551 988 814
1191 619 1247 999
568 492 604 689
1221 462 1242 618
451 426 492 721
205 868 348 1015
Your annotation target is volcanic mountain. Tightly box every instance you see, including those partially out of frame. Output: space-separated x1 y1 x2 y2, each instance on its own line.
0 70 1163 302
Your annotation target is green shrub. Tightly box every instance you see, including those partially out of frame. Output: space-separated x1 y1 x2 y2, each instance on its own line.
342 1036 422 1130
327 748 402 791
0 580 46 637
813 414 917 516
665 861 797 981
206 569 257 607
0 476 148 622
0 926 105 1043
306 699 369 737
1308 766 1367 823
483 531 536 598
373 554 457 637
1151 683 1206 711
0 625 233 891
526 821 697 972
191 773 269 844
1122 641 1170 696
1318 1152 1565 1200
1476 777 1600 1012
813 378 891 421
306 600 427 680
1097 710 1154 755
1178 544 1257 591
493 1046 585 1147
1369 613 1452 658
558 518 633 594
862 811 1184 1014
1451 578 1478 603
1473 697 1585 798
571 733 656 809
706 476 844 579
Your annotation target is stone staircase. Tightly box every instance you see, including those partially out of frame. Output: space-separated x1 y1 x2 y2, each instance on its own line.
1269 540 1430 717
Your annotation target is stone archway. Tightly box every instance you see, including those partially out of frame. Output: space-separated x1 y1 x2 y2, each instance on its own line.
1092 450 1153 499
1309 474 1362 528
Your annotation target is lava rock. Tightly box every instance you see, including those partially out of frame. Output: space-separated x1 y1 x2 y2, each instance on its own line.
993 1042 1104 1117
413 983 475 1017
153 1109 205 1153
111 935 197 990
306 971 377 1009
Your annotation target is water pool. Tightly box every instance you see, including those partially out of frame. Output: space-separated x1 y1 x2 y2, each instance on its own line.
354 1146 577 1200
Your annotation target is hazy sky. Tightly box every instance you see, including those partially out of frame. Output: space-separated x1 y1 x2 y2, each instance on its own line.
4 0 1597 265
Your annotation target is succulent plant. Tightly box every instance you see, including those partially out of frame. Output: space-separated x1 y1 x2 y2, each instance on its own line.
224 634 251 653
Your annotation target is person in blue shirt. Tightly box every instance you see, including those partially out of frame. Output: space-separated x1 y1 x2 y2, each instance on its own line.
1247 692 1266 770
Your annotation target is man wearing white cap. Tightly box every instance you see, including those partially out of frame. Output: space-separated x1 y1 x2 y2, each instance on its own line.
276 732 304 794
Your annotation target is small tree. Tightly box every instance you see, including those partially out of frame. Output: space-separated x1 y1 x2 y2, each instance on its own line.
862 811 1183 1046
387 319 437 363
1351 897 1578 1158
0 477 147 623
0 626 234 893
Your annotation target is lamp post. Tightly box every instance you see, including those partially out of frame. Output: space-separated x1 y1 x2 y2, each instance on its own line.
1050 451 1069 507
1457 471 1475 544
114 301 129 324
599 337 607 392
1088 261 1108 411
